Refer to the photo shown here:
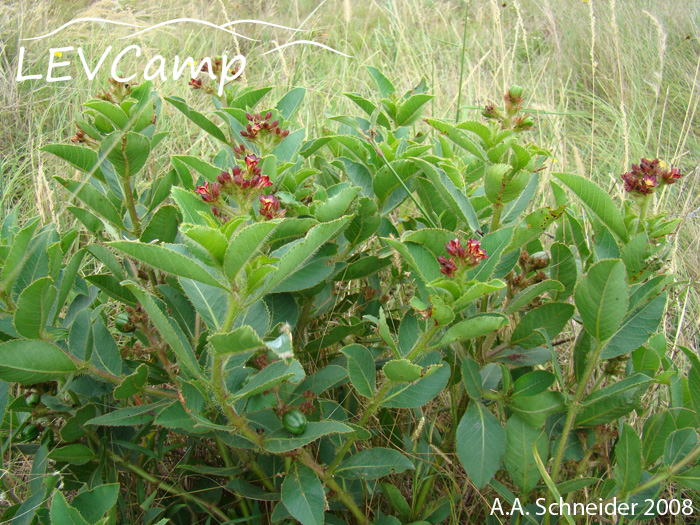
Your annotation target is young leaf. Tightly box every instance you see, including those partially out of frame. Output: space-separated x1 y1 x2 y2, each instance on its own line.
282 463 325 525
440 313 509 346
366 66 396 97
383 359 422 382
456 401 507 489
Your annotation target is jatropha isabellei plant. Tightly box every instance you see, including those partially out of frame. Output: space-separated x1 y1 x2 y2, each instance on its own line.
2 68 698 525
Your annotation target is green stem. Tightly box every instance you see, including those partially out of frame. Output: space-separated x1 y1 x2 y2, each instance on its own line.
636 195 651 234
221 293 240 333
550 339 604 484
123 175 142 237
327 324 441 473
490 203 503 233
67 354 178 400
620 443 700 499
299 449 370 525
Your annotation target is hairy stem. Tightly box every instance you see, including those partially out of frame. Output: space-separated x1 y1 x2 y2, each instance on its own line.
299 449 370 525
327 324 441 473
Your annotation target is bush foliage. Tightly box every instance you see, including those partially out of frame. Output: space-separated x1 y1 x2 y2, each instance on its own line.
0 69 697 524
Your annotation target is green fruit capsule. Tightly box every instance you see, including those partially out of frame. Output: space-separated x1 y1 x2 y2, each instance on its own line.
21 424 40 442
26 393 40 407
509 84 524 98
282 409 307 435
115 312 134 333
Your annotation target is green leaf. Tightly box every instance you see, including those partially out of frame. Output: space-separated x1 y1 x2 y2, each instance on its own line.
223 221 278 281
71 484 120 524
549 243 577 301
642 412 676 465
172 155 223 182
124 283 201 379
512 370 556 398
575 259 628 342
340 344 375 398
85 99 129 128
86 401 170 426
335 447 414 479
675 465 700 490
505 280 564 314
179 278 227 330
664 428 698 467
381 363 450 408
263 217 350 294
109 241 227 289
505 415 548 493
456 401 507 489
165 96 228 143
48 444 95 465
140 205 179 244
383 359 422 382
276 87 306 120
282 463 324 525
41 144 101 176
0 218 40 294
395 94 433 126
91 316 122 377
508 391 565 427
51 491 89 525
233 360 304 400
461 356 483 399
484 164 528 205
615 423 642 493
314 186 360 223
114 364 148 399
601 291 667 360
263 420 353 453
553 172 629 242
576 373 652 426
366 66 396 97
424 119 487 160
510 303 575 349
54 177 124 228
0 340 77 384
210 326 265 356
14 277 56 339
440 313 509 346
412 157 479 231
100 131 151 178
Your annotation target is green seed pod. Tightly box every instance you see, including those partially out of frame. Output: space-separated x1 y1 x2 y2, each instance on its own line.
26 392 40 407
21 424 40 442
282 409 308 435
509 84 524 98
115 312 134 333
521 116 535 127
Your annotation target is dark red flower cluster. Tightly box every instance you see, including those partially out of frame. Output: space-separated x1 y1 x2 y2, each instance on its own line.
259 194 285 219
438 238 487 277
622 158 684 195
216 154 272 190
195 181 220 203
241 112 290 140
189 78 203 90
